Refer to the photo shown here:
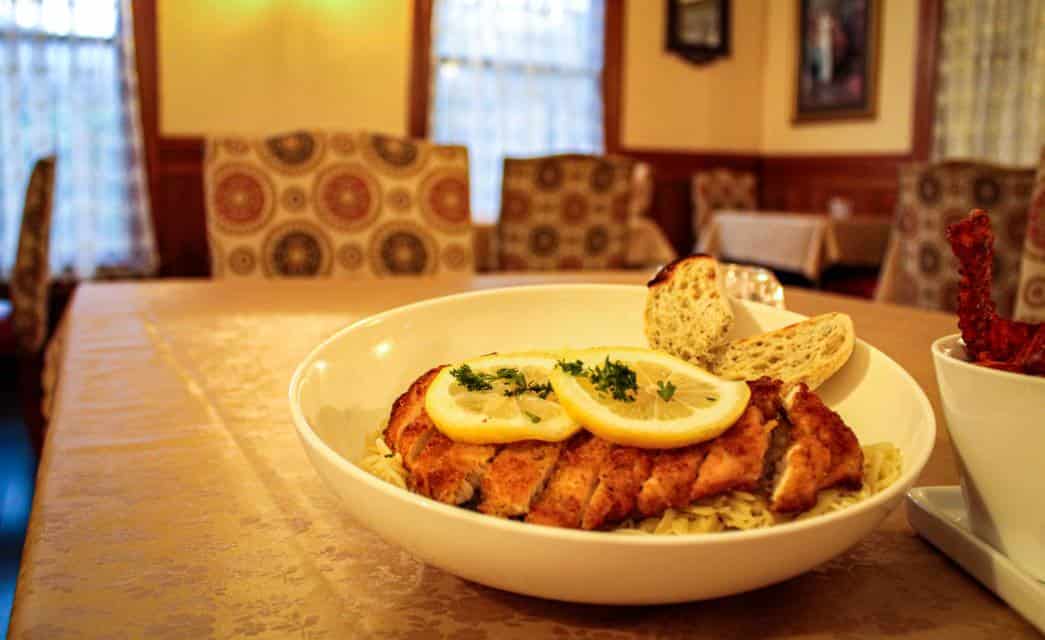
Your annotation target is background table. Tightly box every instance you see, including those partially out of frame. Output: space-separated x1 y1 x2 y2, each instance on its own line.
699 211 893 281
11 275 1039 638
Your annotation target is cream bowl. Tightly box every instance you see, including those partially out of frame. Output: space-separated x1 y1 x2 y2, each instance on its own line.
932 335 1045 581
289 285 936 604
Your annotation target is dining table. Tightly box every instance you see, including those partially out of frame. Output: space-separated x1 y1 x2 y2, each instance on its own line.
10 273 1040 639
698 210 893 282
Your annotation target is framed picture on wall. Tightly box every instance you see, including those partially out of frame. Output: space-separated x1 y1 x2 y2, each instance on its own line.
794 0 880 122
665 0 730 65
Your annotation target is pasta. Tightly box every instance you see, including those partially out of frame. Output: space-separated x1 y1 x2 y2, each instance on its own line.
360 432 903 534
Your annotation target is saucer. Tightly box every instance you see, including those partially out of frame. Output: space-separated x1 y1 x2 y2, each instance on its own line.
907 486 1045 633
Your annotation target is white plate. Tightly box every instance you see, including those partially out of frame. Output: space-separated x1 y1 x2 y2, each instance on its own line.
907 486 1045 633
289 284 936 604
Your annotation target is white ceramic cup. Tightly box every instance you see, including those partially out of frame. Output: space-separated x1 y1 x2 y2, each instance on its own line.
932 334 1045 581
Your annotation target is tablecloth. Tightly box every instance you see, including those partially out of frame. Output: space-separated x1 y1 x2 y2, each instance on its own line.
11 275 1040 639
698 211 892 280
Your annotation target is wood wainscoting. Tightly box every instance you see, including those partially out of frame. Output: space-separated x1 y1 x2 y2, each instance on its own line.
153 137 207 277
146 141 902 276
759 154 905 218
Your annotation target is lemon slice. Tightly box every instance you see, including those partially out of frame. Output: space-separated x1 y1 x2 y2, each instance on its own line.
425 352 582 444
549 347 751 449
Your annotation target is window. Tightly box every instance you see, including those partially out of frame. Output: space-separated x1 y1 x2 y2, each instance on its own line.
429 0 606 223
932 0 1044 165
0 0 155 278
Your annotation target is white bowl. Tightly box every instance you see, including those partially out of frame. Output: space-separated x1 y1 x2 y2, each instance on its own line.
289 285 936 604
932 335 1045 581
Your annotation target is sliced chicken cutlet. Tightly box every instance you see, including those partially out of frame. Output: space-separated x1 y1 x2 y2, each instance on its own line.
478 441 563 518
636 445 706 517
637 379 782 517
747 377 783 418
409 430 497 505
582 447 653 530
384 366 445 469
526 433 613 528
770 384 864 513
691 404 778 501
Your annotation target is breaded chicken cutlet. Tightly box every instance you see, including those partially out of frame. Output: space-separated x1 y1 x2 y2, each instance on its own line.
382 369 864 530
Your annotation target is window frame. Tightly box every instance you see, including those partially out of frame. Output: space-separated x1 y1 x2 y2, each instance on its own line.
408 0 624 154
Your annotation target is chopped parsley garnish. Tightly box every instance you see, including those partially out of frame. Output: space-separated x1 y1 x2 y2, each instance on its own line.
528 381 554 399
557 356 639 402
556 359 586 376
588 357 638 402
656 380 677 402
496 367 528 394
523 410 542 423
450 364 494 391
451 364 553 399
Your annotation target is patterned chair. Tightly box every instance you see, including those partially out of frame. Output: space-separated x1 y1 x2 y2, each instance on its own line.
876 161 1035 314
204 131 474 278
497 154 634 271
1014 148 1045 322
8 156 58 356
0 156 57 454
691 169 759 247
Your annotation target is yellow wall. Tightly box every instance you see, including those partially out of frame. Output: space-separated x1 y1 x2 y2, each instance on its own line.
622 0 767 152
759 0 918 154
158 0 918 155
158 0 411 136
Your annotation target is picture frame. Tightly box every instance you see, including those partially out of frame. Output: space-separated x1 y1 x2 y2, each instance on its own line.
665 0 730 65
794 0 880 123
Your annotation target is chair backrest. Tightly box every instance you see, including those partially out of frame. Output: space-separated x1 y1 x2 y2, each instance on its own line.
1014 147 1045 322
204 130 474 278
11 156 57 355
497 154 634 271
880 160 1035 314
691 169 758 241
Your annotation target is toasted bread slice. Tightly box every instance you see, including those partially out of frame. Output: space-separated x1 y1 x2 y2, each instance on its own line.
709 313 854 390
645 255 734 366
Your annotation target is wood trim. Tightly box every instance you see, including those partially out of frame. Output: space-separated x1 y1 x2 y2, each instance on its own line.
910 0 943 161
408 0 434 138
132 0 161 248
603 0 625 153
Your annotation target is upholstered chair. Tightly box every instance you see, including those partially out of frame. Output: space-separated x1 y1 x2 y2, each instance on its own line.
1014 148 1045 322
877 160 1035 314
204 131 474 278
691 168 758 248
497 154 633 271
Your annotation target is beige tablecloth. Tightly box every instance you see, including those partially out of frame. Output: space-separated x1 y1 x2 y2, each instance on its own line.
11 275 1040 639
699 211 892 280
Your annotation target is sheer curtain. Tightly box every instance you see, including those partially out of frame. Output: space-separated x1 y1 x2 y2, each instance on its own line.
0 0 156 280
429 0 605 223
932 0 1045 165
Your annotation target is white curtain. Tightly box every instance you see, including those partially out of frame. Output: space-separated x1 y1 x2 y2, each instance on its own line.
429 0 606 223
0 0 156 280
932 0 1045 165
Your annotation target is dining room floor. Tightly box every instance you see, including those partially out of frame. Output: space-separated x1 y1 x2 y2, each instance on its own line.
0 358 37 639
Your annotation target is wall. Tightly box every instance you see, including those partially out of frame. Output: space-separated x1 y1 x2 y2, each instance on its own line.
621 0 767 152
158 0 411 136
760 0 918 154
